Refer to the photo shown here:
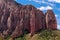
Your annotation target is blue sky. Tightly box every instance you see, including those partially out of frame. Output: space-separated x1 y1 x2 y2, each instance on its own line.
15 0 60 30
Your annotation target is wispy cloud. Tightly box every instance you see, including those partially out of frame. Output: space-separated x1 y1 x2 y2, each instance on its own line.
37 6 53 10
57 25 60 30
48 0 60 3
55 14 58 17
28 0 55 6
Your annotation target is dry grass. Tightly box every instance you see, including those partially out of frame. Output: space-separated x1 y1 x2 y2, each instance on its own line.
0 30 60 40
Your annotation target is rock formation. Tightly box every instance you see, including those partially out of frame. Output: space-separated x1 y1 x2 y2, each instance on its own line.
0 0 57 39
45 10 57 30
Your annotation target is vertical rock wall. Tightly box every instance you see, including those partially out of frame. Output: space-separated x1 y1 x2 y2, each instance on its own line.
45 10 57 30
0 0 57 39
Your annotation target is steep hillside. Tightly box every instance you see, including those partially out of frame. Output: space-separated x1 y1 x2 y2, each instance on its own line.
6 30 60 40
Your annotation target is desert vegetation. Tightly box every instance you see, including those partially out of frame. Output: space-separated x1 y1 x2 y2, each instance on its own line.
0 30 60 40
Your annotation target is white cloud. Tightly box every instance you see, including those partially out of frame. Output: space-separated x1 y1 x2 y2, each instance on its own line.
55 14 58 17
57 25 60 30
37 6 53 10
28 0 55 6
33 0 39 2
29 0 39 2
48 0 60 3
29 0 60 3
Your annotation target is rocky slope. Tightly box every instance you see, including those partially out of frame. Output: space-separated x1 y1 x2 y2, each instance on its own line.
0 0 57 39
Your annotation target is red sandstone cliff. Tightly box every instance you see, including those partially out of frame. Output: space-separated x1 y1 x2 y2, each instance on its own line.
45 10 57 30
0 0 57 39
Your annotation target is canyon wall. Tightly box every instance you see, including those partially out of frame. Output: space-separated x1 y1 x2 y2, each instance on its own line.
0 0 57 39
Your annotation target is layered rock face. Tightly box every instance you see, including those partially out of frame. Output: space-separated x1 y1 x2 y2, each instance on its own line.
0 0 57 39
45 10 57 30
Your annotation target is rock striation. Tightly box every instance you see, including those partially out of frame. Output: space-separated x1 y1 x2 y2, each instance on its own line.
0 0 57 39
45 10 57 30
